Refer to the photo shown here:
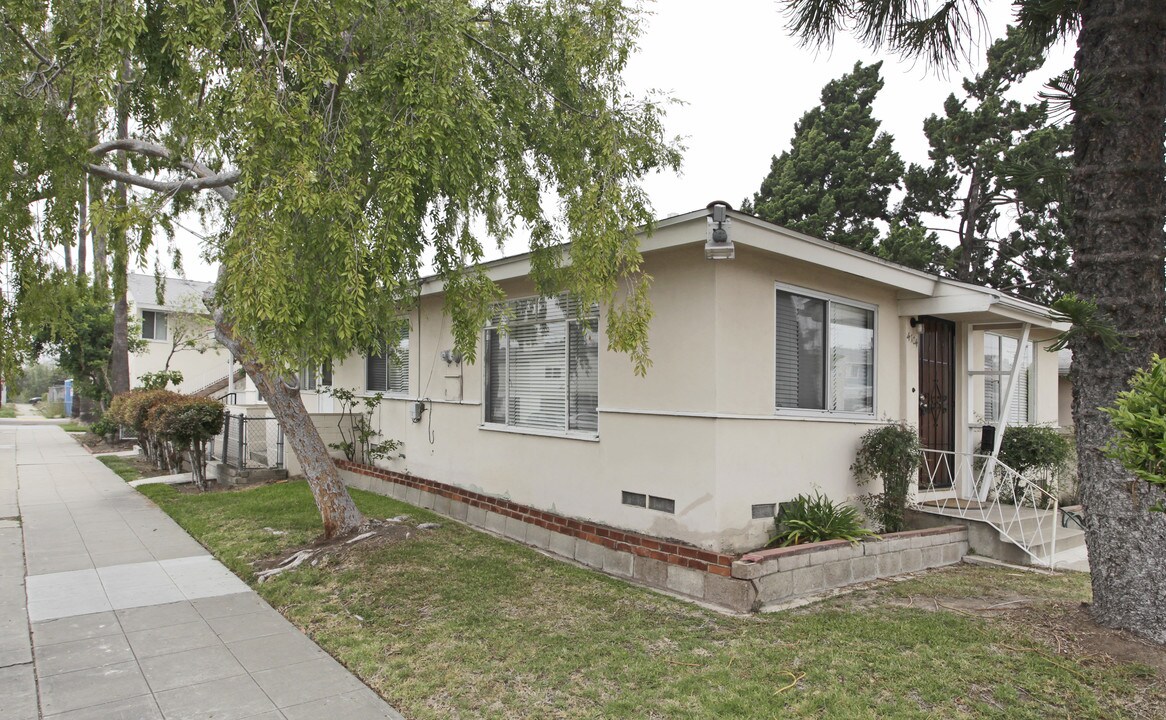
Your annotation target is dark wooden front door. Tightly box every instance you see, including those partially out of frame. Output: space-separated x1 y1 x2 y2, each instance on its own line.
918 317 955 489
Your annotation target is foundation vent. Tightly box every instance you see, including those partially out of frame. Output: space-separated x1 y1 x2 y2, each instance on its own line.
752 503 777 519
648 496 675 514
621 491 647 507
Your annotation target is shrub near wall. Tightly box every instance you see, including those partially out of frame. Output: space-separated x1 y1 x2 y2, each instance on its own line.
107 390 224 489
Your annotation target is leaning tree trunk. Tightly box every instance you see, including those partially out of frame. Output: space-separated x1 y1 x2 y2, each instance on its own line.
1070 0 1166 645
211 310 364 538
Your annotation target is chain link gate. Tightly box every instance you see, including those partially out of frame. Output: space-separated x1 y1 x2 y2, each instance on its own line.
209 413 285 470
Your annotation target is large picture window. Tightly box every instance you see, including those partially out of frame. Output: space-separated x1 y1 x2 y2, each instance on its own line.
367 324 410 394
484 294 599 434
984 333 1032 424
775 287 874 414
141 310 168 341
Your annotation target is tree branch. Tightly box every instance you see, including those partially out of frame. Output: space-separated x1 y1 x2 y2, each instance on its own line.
84 164 239 198
87 139 237 202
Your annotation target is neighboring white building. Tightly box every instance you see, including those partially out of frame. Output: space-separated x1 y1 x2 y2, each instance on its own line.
126 273 232 395
290 206 1066 555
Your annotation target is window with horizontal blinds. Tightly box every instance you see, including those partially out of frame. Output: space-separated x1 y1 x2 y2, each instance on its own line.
366 324 410 394
984 334 1031 424
775 288 874 414
484 294 599 434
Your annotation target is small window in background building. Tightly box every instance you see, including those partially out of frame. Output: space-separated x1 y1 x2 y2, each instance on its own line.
621 491 647 507
141 310 168 341
752 503 777 519
648 496 675 514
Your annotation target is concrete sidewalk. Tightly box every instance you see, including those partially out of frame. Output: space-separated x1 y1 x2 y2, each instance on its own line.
2 424 403 720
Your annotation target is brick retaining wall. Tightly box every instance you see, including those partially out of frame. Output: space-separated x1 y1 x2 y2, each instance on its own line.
336 460 968 612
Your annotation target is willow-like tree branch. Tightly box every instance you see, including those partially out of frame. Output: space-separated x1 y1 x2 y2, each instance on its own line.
87 138 238 202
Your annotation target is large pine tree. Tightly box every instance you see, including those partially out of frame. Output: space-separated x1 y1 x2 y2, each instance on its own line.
745 62 906 254
902 27 1072 303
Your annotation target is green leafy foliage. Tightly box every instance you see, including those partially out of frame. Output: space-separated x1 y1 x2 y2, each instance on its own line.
149 395 225 489
139 370 184 390
769 492 877 547
1102 355 1166 511
2 0 681 384
326 387 402 463
107 388 223 487
744 62 906 255
90 414 118 442
999 425 1072 475
1048 293 1127 353
851 423 921 532
998 424 1076 506
900 27 1071 304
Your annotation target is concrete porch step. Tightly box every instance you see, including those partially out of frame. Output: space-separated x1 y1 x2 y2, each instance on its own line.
907 505 1085 568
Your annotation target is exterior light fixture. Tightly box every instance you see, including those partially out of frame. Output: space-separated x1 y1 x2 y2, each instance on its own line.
704 200 734 260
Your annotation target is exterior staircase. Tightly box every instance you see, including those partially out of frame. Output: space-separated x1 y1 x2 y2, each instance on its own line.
910 449 1089 571
907 502 1087 569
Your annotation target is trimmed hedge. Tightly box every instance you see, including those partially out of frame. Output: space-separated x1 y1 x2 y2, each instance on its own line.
107 390 224 489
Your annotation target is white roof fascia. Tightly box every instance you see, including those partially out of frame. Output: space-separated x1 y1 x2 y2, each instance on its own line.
415 209 1062 328
725 213 937 296
418 210 710 296
898 293 994 317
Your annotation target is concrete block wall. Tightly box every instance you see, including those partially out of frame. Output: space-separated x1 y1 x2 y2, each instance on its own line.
732 526 969 607
337 460 968 613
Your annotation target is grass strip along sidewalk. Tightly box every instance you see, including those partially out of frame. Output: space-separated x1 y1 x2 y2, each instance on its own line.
139 480 1163 720
98 455 142 482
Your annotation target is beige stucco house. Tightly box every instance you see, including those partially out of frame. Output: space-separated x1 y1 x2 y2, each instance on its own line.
294 207 1065 554
127 273 231 395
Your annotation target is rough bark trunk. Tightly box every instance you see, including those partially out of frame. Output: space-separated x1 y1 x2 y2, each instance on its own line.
77 184 87 280
108 60 132 395
1070 0 1166 645
211 308 364 538
89 172 107 293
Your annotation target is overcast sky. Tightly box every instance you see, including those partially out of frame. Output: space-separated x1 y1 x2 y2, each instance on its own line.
171 0 1074 283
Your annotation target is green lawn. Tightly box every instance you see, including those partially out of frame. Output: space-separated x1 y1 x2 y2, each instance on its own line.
98 455 142 482
138 481 1162 720
0 406 15 418
60 421 89 433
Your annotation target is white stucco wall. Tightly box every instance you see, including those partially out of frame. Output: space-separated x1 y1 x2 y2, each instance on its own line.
300 218 1064 553
127 310 230 394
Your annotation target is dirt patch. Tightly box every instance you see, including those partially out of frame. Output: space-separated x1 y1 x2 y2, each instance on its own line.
253 516 437 580
869 593 1165 679
1017 603 1166 679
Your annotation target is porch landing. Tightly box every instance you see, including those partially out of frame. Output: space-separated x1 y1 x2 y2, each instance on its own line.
908 501 1088 571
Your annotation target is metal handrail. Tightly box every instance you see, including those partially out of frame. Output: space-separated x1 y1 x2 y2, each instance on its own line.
915 449 1060 568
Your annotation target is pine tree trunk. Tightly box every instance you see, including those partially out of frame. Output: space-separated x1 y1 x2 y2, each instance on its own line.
212 310 364 538
1070 0 1166 645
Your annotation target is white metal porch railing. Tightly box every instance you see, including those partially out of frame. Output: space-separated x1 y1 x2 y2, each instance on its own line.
914 449 1060 567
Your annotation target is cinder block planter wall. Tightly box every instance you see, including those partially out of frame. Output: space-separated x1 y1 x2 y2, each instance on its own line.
336 461 968 612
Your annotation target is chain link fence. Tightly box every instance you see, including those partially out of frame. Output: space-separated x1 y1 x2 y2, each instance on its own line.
209 413 285 470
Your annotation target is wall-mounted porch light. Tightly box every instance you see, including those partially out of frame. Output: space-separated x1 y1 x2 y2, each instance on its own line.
704 200 734 260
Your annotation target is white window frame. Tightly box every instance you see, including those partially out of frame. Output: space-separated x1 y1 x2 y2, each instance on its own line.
983 332 1034 426
140 310 168 342
773 282 878 419
298 360 332 393
481 294 600 438
365 324 410 396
